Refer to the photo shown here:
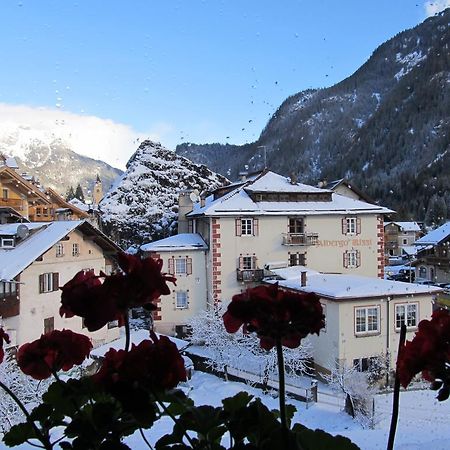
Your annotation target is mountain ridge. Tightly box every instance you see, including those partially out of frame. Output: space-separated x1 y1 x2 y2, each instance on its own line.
176 9 450 224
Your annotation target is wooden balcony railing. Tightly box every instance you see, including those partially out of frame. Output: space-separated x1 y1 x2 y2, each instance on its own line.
0 198 25 211
282 232 319 246
236 268 265 282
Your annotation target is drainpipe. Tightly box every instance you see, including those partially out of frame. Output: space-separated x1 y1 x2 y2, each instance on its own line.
386 296 391 387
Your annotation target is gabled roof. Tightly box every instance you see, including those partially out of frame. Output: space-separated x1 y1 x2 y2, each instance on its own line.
324 178 375 204
45 188 90 218
0 166 51 204
267 266 442 300
415 222 450 246
245 171 328 194
0 220 122 281
141 233 207 252
0 154 19 169
385 221 422 232
188 171 393 217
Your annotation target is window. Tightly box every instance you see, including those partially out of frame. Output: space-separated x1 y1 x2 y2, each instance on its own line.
2 188 8 200
44 317 54 334
39 273 59 293
56 243 64 257
402 238 408 245
176 291 188 309
289 252 306 266
353 356 379 372
418 266 427 279
241 256 254 269
72 243 80 256
342 217 361 235
168 257 192 276
108 320 119 329
395 303 418 330
0 281 17 299
235 218 259 236
36 207 42 216
355 306 380 334
288 218 304 234
343 249 360 268
1 238 14 248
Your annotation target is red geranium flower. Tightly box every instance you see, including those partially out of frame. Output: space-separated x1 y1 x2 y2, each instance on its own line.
397 309 450 400
60 253 176 332
0 328 10 364
17 329 93 380
223 284 325 350
93 332 186 390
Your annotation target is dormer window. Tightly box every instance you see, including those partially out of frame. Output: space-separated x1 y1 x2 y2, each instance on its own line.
1 237 15 248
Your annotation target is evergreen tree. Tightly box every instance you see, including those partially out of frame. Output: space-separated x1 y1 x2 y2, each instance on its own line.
75 184 85 203
65 186 75 201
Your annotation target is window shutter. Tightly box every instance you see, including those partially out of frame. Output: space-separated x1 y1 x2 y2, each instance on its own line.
343 251 349 268
39 274 44 293
235 218 242 236
168 257 175 275
238 255 244 269
356 250 361 268
253 218 259 236
186 257 192 275
342 218 347 235
52 273 59 291
252 256 257 269
356 218 361 235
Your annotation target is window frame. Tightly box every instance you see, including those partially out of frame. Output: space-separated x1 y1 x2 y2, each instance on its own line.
288 252 306 267
342 217 361 235
241 218 253 236
2 188 8 200
72 243 80 257
44 317 54 334
1 238 15 248
395 302 418 331
175 291 189 309
344 249 361 268
39 273 59 294
56 243 64 257
288 217 304 234
354 305 380 336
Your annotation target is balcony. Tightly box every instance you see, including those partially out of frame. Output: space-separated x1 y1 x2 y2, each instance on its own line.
0 198 25 211
236 268 265 282
282 232 319 246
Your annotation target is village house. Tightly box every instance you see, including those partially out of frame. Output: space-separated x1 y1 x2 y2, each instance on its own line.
266 266 441 373
414 221 450 284
0 220 121 348
384 221 423 258
143 170 393 337
0 164 89 223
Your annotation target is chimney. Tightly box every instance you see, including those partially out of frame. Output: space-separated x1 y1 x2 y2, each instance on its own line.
290 172 298 185
300 271 307 287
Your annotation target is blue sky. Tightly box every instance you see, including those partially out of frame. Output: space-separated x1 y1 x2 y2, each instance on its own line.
0 0 447 168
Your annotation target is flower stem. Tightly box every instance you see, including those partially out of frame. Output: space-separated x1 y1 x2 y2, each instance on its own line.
276 338 289 448
387 323 406 450
124 312 130 352
0 380 52 450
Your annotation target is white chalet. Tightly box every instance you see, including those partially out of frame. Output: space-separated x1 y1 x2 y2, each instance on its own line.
0 220 121 348
268 266 441 372
142 170 394 337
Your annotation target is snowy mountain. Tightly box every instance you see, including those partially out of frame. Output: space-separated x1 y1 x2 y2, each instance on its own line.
0 124 122 196
177 9 450 224
99 140 229 248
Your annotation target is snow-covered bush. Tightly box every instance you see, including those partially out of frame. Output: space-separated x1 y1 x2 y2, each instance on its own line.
189 303 313 386
0 353 50 433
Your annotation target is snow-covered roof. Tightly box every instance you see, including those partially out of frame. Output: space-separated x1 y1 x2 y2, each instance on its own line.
140 233 208 252
0 220 121 281
401 245 417 256
385 221 421 232
0 222 46 236
69 197 91 212
245 171 328 194
267 266 442 300
415 221 450 246
188 172 393 217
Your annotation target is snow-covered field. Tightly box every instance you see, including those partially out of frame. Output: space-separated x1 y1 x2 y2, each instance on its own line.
2 371 449 449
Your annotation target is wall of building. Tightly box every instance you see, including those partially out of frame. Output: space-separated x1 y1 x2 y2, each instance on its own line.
208 213 382 305
4 229 119 346
153 249 207 336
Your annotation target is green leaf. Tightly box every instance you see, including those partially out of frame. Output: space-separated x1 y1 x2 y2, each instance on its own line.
292 424 361 450
3 422 37 447
222 392 253 413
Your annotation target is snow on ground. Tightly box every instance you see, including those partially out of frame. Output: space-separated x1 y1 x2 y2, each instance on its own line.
1 370 449 449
